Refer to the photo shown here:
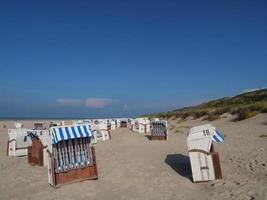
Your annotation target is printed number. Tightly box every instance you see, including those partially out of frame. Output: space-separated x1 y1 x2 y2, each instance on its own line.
203 130 210 136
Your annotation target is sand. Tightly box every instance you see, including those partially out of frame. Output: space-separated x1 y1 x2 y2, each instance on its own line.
0 115 267 200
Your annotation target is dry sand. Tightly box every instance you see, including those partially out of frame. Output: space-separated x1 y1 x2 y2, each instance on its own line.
0 115 267 200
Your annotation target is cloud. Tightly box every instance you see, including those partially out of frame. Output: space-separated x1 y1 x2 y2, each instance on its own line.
56 98 82 105
57 98 116 108
85 98 116 108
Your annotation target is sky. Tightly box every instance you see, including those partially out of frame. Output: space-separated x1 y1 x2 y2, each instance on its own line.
0 0 267 118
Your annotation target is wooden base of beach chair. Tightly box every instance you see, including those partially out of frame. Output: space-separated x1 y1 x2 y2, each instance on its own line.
28 138 44 166
150 135 167 140
211 152 222 179
190 152 222 182
55 164 98 187
120 122 128 128
189 144 222 182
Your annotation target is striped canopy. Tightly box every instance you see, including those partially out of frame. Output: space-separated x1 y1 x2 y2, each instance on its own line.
51 125 93 144
212 130 224 143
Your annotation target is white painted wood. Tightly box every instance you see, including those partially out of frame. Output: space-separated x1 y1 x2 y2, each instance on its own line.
39 130 50 166
7 128 32 156
187 124 218 182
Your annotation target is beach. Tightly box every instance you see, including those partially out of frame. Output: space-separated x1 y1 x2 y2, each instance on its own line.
1 115 267 200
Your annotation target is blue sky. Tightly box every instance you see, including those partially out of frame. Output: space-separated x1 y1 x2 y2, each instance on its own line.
0 0 267 118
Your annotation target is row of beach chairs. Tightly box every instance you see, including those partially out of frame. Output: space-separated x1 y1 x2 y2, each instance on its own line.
6 120 224 187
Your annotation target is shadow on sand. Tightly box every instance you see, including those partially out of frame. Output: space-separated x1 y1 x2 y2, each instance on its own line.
145 135 151 140
165 154 193 182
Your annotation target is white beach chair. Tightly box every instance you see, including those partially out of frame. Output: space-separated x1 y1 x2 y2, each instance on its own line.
187 124 224 182
99 123 110 141
111 121 116 130
150 120 168 140
7 128 32 156
133 118 150 133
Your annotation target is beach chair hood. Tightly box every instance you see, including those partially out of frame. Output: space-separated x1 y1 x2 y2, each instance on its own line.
187 124 224 153
51 125 93 144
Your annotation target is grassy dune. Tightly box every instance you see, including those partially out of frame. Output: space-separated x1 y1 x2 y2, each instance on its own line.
143 88 267 121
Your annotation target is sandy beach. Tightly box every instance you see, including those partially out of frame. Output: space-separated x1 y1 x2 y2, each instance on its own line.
1 0 267 199
1 115 267 200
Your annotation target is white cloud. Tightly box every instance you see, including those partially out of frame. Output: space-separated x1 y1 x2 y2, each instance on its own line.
57 98 116 108
85 98 116 108
56 98 82 105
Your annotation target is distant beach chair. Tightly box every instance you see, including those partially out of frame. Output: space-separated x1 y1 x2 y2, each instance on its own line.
120 120 128 128
116 119 121 128
73 121 98 144
49 121 61 128
98 122 110 141
7 128 32 156
187 124 224 182
86 123 98 144
33 122 46 130
133 118 150 133
14 122 23 129
150 120 168 140
111 120 116 130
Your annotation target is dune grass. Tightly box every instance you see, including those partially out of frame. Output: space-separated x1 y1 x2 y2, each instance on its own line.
141 88 267 122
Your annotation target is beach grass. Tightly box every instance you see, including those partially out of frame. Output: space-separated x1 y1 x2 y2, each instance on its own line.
141 88 267 122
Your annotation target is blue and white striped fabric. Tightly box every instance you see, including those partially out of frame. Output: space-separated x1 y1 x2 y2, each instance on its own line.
51 125 93 144
212 130 224 143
